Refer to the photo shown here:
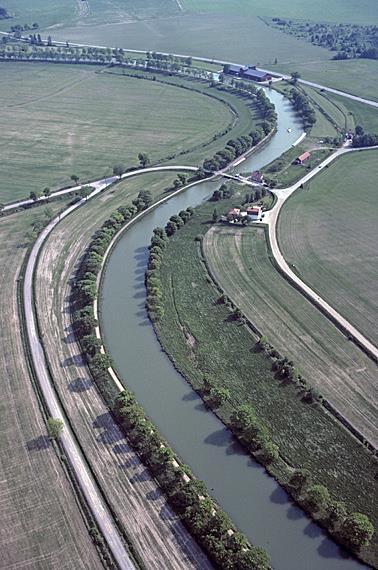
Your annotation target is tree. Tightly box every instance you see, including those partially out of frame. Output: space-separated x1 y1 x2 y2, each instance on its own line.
327 500 347 527
289 468 311 491
43 187 51 200
234 546 270 569
70 174 80 184
47 417 64 439
80 186 92 201
209 386 230 408
212 208 218 223
113 163 126 177
29 191 39 202
355 125 364 136
340 513 374 548
305 484 330 512
291 71 301 84
138 152 150 167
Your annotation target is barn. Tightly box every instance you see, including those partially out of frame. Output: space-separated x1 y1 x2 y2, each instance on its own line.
243 66 272 83
294 151 311 164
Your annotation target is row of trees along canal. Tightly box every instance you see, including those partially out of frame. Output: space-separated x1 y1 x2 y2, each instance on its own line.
145 199 375 561
71 187 271 570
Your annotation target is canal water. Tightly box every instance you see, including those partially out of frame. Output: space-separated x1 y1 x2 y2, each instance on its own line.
100 90 364 569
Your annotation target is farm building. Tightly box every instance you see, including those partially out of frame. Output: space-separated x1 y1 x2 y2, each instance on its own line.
224 64 272 83
246 206 262 221
250 170 264 183
294 151 311 164
227 208 241 220
226 64 248 76
243 66 272 82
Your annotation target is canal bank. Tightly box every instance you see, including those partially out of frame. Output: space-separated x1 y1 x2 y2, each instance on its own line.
100 90 365 569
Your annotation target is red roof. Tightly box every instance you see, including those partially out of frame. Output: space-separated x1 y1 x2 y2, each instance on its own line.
297 151 311 162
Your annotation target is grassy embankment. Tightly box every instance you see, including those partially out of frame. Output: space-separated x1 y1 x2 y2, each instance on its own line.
203 223 378 446
153 196 377 566
278 150 378 347
0 200 103 570
0 62 232 202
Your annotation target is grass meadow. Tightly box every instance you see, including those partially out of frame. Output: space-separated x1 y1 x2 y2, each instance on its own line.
154 199 377 564
0 201 102 569
278 150 378 346
203 224 378 446
181 0 377 24
0 62 234 201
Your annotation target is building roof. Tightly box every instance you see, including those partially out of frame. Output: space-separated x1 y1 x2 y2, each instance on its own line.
243 68 271 79
297 151 311 162
228 208 241 215
251 170 264 181
228 64 248 74
247 207 261 214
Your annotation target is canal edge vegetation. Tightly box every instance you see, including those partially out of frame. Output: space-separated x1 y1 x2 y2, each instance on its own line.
146 196 377 567
70 191 272 570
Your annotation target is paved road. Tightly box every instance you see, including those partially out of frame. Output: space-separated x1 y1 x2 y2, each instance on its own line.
22 164 201 568
264 145 378 362
2 31 377 109
4 166 198 212
23 178 136 570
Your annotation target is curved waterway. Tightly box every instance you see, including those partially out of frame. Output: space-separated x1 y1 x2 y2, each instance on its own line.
101 90 364 569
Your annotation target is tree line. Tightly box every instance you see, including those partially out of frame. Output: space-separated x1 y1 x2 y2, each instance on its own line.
203 90 276 172
287 88 316 129
71 198 270 569
269 18 378 61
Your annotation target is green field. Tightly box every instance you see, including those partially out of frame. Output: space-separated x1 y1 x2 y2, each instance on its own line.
182 0 378 24
153 198 377 565
278 150 378 346
0 62 234 201
203 224 378 445
0 201 102 569
324 91 378 133
262 145 333 188
0 0 180 29
276 58 378 103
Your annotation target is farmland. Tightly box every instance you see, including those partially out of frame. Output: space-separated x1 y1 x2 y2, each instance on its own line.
153 197 377 565
203 224 378 446
32 171 212 570
278 150 378 346
0 62 232 201
0 202 102 569
181 0 377 24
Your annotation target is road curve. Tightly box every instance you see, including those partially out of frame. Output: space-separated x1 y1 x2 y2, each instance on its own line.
21 164 200 569
4 166 198 212
23 178 136 570
265 145 378 362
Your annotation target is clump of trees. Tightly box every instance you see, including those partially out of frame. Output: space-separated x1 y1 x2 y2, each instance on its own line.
287 89 316 129
72 190 154 400
257 336 324 404
287 468 374 549
202 90 276 173
229 404 279 465
353 132 378 147
146 208 194 322
210 182 235 201
269 18 378 61
114 389 270 569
